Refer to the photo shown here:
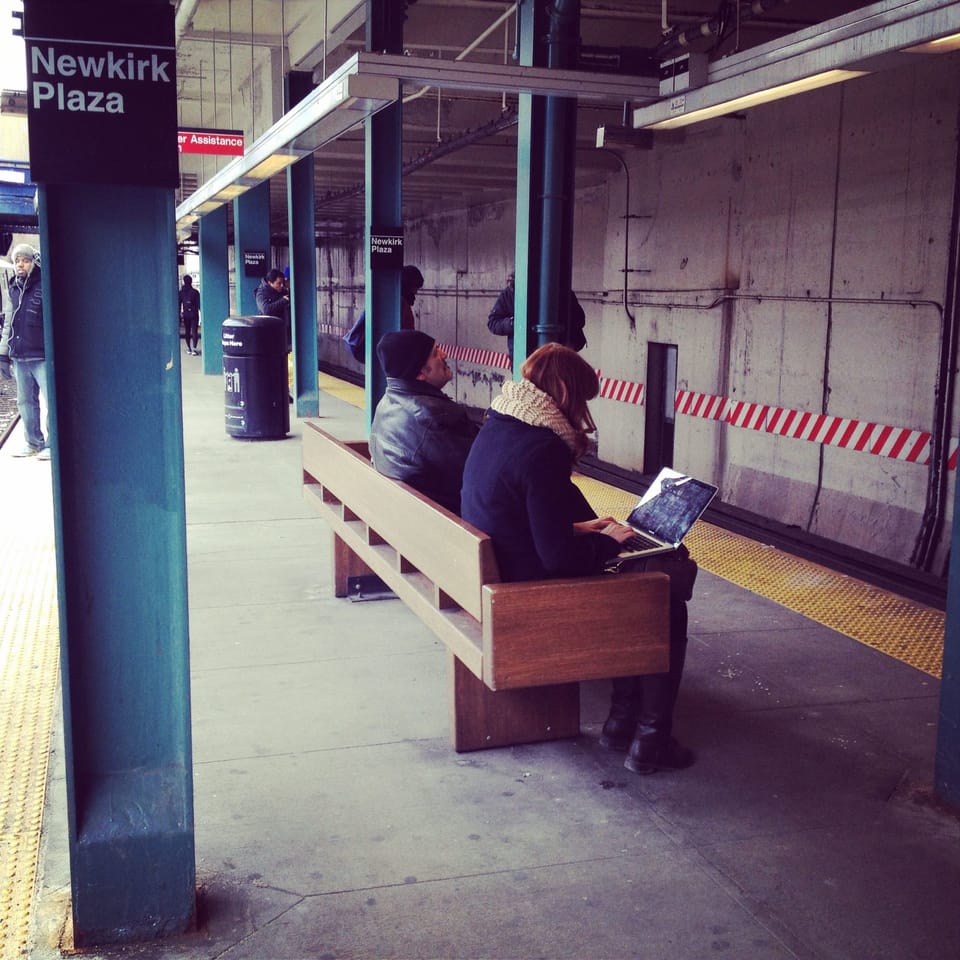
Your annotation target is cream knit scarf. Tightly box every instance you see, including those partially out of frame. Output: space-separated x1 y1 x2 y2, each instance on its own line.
491 379 579 455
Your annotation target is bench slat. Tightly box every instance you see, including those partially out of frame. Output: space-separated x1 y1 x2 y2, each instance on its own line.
304 481 485 677
304 423 497 619
481 573 670 690
303 421 673 752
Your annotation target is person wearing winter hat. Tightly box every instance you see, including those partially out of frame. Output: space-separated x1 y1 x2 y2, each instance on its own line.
369 329 478 515
1 243 50 459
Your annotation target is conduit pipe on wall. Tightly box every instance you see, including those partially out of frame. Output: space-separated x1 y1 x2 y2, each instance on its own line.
403 3 518 105
656 0 794 57
913 102 960 574
537 0 580 347
597 146 636 330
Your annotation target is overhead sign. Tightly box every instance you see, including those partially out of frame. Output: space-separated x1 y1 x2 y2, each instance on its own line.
370 227 403 270
243 250 266 278
23 1 178 187
178 128 244 157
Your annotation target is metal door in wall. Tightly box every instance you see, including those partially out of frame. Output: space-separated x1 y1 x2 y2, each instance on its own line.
643 342 677 475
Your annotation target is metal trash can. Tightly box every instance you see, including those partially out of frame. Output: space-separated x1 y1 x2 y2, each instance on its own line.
222 315 290 440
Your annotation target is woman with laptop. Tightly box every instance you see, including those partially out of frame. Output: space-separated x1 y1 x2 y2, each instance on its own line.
461 342 696 775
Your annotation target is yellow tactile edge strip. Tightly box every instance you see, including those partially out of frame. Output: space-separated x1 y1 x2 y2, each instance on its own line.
319 372 365 409
574 474 945 678
0 490 60 960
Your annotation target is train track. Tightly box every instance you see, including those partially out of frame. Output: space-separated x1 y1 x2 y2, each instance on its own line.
0 376 18 448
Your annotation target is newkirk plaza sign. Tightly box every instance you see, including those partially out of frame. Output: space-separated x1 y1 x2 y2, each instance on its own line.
23 0 178 188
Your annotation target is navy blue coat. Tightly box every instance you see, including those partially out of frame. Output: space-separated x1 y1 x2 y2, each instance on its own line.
461 410 620 582
5 265 44 360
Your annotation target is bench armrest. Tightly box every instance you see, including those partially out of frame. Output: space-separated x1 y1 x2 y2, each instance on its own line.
481 571 670 690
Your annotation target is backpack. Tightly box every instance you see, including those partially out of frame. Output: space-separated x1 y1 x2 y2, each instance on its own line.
343 311 365 363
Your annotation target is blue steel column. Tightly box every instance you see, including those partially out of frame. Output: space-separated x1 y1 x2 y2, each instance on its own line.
233 180 271 317
513 0 547 375
286 71 319 417
537 0 579 348
288 156 319 416
199 205 229 376
43 181 195 943
364 0 404 431
936 463 960 809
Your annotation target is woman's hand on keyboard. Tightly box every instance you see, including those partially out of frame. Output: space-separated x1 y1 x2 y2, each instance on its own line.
573 516 617 536
599 521 638 545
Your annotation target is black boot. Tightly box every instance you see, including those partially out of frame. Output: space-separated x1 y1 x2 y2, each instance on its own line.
599 676 640 751
624 599 693 774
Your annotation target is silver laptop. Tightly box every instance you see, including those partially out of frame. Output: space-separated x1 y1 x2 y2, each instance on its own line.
604 467 718 572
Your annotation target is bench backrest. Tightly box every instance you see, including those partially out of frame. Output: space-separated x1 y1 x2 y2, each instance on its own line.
303 422 500 620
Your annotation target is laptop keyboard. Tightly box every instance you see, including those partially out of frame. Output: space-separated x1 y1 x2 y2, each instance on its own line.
622 531 663 552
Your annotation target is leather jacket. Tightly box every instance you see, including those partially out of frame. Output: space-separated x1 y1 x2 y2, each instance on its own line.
369 378 479 515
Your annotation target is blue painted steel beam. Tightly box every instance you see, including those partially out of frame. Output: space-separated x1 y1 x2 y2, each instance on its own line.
233 180 271 317
363 0 404 432
288 155 319 416
199 206 229 376
936 458 960 810
513 0 548 374
41 181 195 945
0 181 38 220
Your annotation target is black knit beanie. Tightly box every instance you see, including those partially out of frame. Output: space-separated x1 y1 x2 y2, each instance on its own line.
376 330 435 379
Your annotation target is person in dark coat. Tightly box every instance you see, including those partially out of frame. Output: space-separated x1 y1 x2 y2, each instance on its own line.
178 275 201 355
461 342 695 775
1 243 49 458
369 329 478 515
487 270 587 358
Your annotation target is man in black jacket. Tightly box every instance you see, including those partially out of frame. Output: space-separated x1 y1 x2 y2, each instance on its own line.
1 243 49 458
487 270 587 358
369 330 478 515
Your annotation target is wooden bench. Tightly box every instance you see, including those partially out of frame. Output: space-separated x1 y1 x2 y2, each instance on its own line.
302 421 671 752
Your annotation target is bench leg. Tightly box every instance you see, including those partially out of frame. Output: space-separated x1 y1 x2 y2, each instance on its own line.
332 533 375 598
449 656 580 752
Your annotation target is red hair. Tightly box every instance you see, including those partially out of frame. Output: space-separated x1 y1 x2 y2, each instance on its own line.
522 342 598 457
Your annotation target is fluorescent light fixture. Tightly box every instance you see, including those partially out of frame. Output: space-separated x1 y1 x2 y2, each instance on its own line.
353 51 659 103
903 32 960 53
245 153 301 181
213 183 249 201
175 54 399 231
195 200 222 214
631 0 960 132
649 69 867 130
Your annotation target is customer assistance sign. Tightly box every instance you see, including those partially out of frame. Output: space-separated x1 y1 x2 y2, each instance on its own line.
22 0 178 187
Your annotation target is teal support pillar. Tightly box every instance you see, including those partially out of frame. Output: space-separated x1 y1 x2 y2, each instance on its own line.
199 205 229 376
537 0 579 348
43 181 195 946
364 0 404 432
513 0 580 369
233 180 271 316
25 0 195 945
513 0 548 375
936 454 960 810
288 154 319 416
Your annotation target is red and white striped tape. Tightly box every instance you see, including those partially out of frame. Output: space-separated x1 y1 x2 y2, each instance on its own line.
441 342 511 370
678 389 952 468
326 329 956 470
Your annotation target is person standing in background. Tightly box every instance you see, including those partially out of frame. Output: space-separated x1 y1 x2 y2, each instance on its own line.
487 269 587 358
0 243 49 459
178 274 201 355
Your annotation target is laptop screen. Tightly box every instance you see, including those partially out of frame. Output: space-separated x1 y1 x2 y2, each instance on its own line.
626 470 718 547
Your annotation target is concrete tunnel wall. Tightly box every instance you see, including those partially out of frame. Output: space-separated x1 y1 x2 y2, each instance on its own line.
304 52 960 575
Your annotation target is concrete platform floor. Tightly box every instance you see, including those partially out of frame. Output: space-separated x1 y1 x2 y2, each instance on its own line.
25 357 960 959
